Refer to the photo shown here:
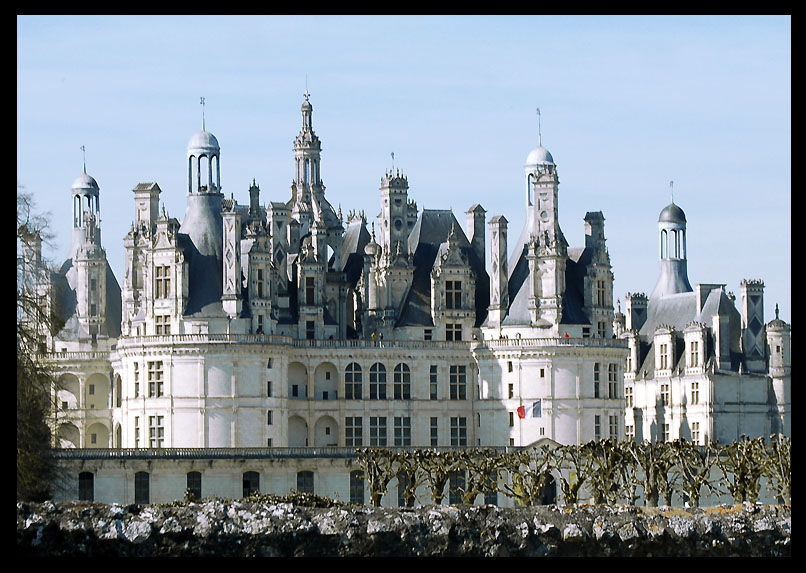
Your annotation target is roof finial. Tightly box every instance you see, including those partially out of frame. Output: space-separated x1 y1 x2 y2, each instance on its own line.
80 145 86 173
200 96 206 130
670 180 674 204
536 107 542 146
391 151 395 174
775 303 780 320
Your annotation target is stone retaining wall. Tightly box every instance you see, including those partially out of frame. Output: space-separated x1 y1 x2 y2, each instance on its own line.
17 499 790 557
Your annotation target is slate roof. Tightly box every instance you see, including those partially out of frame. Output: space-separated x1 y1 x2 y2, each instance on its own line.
396 210 489 328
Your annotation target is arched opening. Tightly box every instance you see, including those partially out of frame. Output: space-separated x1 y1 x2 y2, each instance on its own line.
86 422 109 448
288 415 308 447
288 362 307 399
86 372 110 410
314 415 338 447
57 373 80 409
314 362 338 400
660 229 668 259
57 423 80 448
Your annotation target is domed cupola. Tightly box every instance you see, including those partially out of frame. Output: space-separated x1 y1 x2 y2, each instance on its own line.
658 202 686 224
525 144 555 168
70 148 102 253
650 198 693 299
187 97 221 195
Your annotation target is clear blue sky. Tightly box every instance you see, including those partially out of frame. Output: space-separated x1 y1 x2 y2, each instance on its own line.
17 15 791 323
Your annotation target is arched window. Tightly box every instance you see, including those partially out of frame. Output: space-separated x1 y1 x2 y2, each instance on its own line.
660 229 668 259
369 363 386 400
243 471 260 497
297 470 314 494
393 363 411 400
345 362 362 400
186 471 202 500
78 471 94 502
670 229 679 258
134 471 149 504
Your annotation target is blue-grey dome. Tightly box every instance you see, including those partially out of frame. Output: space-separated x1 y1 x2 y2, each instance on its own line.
658 202 686 223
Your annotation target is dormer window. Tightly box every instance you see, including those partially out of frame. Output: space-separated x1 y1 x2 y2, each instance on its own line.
445 280 462 309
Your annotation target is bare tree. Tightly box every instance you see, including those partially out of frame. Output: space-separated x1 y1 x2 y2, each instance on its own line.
761 434 791 504
714 436 767 504
353 448 397 507
418 449 462 505
391 449 427 507
495 446 555 506
669 439 718 508
17 186 60 501
588 439 624 505
554 442 596 506
456 448 504 505
625 440 674 507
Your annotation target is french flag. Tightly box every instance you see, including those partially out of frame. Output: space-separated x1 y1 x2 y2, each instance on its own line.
517 400 542 419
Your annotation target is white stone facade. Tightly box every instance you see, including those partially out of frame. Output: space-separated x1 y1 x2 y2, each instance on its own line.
26 95 788 505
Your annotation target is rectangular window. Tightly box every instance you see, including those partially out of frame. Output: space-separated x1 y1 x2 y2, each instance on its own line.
267 410 273 425
134 416 140 448
692 421 700 444
257 269 264 298
625 386 633 408
369 416 387 447
430 417 438 447
306 320 315 340
663 423 670 442
148 415 164 448
445 280 462 309
659 343 669 369
429 365 438 400
346 417 363 447
608 363 618 399
155 315 171 335
305 276 315 305
148 361 164 397
509 411 514 427
350 470 364 504
690 340 699 367
598 321 606 338
626 424 635 441
508 383 514 399
445 323 462 341
393 417 411 446
90 303 97 316
691 381 699 405
155 265 171 299
660 382 670 406
450 416 467 446
89 384 95 395
596 279 606 306
134 362 140 398
424 328 432 341
594 415 601 440
609 414 618 438
593 363 600 398
449 365 467 400
267 381 272 397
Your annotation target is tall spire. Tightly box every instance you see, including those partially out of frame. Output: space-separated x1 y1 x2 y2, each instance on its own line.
536 107 542 146
81 145 86 173
200 96 206 130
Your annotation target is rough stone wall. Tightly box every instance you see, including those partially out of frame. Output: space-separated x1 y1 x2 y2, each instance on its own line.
17 499 790 557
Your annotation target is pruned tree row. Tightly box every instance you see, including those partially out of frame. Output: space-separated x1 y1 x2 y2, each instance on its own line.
354 435 791 508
